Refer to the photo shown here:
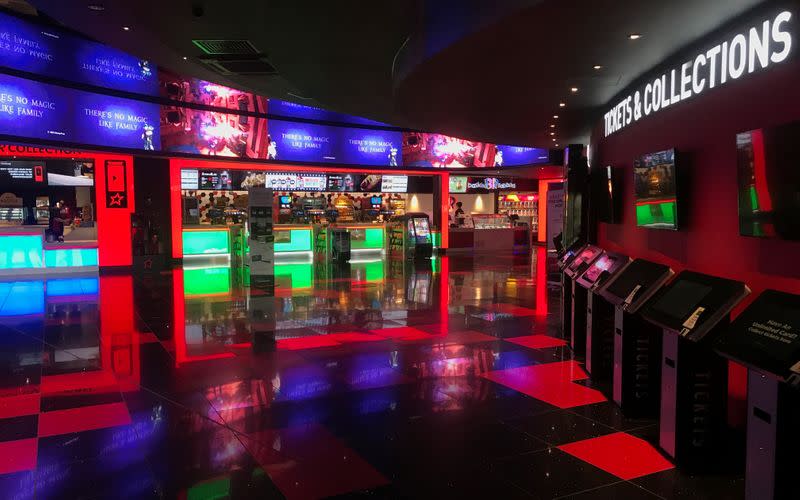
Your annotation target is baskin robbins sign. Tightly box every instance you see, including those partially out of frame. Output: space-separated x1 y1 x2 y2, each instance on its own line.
604 10 794 137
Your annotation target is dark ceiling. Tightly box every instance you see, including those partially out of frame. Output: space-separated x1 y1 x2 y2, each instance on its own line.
27 0 764 148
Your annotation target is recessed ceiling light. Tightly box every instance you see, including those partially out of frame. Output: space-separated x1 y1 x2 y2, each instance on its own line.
559 102 566 107
555 143 559 147
122 26 130 31
593 65 602 70
550 132 555 136
182 56 188 60
553 115 559 119
550 124 555 128
87 4 105 11
570 87 578 93
628 33 642 40
552 138 557 142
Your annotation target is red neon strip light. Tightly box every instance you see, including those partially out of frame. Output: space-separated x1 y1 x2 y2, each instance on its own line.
634 198 677 206
750 129 772 212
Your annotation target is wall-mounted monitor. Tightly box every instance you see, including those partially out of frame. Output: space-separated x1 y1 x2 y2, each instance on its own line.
634 149 678 230
736 121 800 240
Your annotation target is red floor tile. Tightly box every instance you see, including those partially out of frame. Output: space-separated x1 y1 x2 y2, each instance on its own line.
40 371 118 395
0 393 41 419
558 432 674 480
490 303 538 316
38 402 131 437
481 361 607 409
369 327 432 340
277 336 343 351
442 330 498 344
505 334 567 349
245 424 388 500
0 438 37 475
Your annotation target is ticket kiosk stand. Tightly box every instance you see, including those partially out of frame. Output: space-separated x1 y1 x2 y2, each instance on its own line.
597 259 673 417
640 271 750 469
558 244 582 338
564 245 603 356
714 290 800 500
576 251 630 381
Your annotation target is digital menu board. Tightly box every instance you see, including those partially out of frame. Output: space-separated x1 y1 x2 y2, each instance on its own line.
264 172 327 191
180 169 199 189
381 175 408 193
0 73 160 150
327 173 358 192
0 160 37 183
0 11 158 95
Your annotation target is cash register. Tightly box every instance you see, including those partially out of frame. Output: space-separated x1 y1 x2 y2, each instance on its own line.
640 270 750 469
714 290 800 500
563 244 603 356
596 258 674 417
575 250 630 380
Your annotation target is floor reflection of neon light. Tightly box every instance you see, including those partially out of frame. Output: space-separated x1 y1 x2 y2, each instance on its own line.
275 263 313 289
183 267 231 296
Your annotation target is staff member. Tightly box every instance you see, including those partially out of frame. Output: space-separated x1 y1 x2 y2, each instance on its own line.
49 200 71 242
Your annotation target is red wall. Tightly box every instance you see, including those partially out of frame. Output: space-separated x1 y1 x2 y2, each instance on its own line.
594 59 800 299
593 58 800 427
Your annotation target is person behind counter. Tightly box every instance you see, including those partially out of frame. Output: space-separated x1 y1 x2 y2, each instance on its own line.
48 199 71 242
454 202 465 227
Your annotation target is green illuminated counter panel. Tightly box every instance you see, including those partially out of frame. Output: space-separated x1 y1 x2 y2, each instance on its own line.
274 225 314 254
0 227 98 275
334 223 386 251
182 226 232 257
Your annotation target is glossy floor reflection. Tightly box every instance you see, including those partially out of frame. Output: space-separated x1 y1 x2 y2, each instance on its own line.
0 250 744 499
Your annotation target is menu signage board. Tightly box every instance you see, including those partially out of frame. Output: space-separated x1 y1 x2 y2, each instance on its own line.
0 11 158 95
263 172 327 191
180 169 199 189
0 73 160 150
327 173 358 192
381 175 408 193
449 176 467 193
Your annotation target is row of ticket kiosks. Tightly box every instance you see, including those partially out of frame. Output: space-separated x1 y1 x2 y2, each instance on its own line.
560 243 800 499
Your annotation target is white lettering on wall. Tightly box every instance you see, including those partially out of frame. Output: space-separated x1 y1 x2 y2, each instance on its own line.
604 11 794 137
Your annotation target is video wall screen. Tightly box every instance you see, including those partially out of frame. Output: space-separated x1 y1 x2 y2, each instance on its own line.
634 149 678 230
159 69 267 114
0 73 160 151
737 121 800 240
268 99 389 126
0 10 158 95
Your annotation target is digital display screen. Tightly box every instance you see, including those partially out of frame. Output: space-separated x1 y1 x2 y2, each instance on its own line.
359 175 382 192
736 121 800 240
634 149 678 230
268 99 389 126
381 175 408 193
160 106 267 158
46 160 93 186
263 172 327 192
180 169 199 190
0 11 158 95
370 196 382 206
159 69 267 113
0 73 160 150
581 254 618 285
651 281 712 320
327 174 358 192
449 176 467 193
0 160 38 184
279 195 292 207
495 145 550 166
567 247 602 274
199 170 230 190
413 218 430 238
604 259 668 301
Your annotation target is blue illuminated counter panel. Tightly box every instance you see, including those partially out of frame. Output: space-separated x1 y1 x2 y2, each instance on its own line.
0 227 98 275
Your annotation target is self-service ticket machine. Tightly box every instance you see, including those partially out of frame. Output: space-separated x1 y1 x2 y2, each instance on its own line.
558 244 582 338
597 258 674 417
576 250 630 381
640 271 750 469
714 290 800 500
564 245 604 356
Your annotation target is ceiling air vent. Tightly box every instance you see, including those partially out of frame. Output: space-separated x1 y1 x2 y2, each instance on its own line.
200 57 277 75
192 39 260 55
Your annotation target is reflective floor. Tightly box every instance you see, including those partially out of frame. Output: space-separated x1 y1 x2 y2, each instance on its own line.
0 249 744 499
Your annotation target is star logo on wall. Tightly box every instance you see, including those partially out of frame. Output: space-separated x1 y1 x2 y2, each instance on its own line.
109 193 124 206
